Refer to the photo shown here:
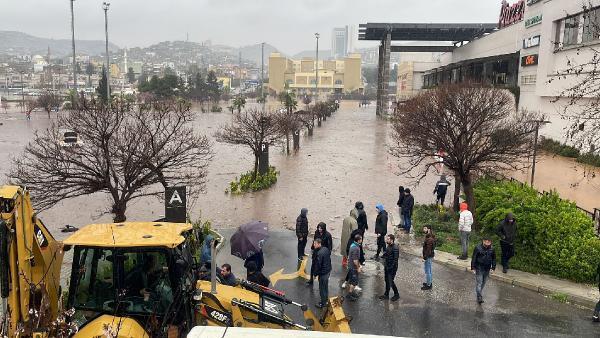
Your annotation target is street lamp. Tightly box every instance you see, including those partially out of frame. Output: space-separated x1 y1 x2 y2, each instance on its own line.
529 119 551 186
70 0 77 95
314 33 320 102
102 2 111 109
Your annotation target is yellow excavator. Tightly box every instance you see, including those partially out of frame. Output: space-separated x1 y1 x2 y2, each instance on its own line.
0 186 351 337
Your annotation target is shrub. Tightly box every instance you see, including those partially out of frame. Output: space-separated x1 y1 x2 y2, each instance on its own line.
576 152 600 167
538 137 580 158
228 166 278 194
473 178 600 283
210 105 223 112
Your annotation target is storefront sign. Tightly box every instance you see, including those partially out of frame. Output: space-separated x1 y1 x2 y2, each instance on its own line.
521 54 539 67
523 35 541 48
499 0 525 29
526 0 541 5
525 14 543 28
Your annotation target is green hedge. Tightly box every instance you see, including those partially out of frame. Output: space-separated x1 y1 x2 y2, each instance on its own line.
227 166 278 194
539 137 600 167
474 178 600 283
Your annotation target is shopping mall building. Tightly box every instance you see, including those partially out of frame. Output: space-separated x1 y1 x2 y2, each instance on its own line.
384 0 600 141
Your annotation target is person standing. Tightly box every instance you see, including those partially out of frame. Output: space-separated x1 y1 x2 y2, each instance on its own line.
246 261 271 287
396 186 405 228
308 222 332 285
355 201 368 236
471 237 496 304
341 209 359 268
496 213 517 273
433 175 451 206
457 202 474 260
372 203 388 260
379 234 400 301
244 249 264 273
311 238 332 308
421 225 435 290
346 234 363 301
593 262 599 322
341 228 365 293
401 189 415 234
296 208 309 261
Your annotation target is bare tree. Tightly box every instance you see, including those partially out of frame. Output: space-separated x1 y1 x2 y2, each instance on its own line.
390 83 538 219
275 109 301 154
551 2 600 150
9 97 213 222
37 91 62 117
215 108 280 180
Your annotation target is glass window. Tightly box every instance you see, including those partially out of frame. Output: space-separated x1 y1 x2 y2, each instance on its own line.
582 8 600 42
563 16 581 46
70 248 173 316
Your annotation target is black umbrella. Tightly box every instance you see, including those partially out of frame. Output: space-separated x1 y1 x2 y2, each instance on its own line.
230 221 269 260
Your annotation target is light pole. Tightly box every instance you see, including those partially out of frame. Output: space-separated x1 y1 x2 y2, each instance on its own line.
70 0 77 96
102 2 111 109
314 33 320 102
261 42 265 110
530 119 550 186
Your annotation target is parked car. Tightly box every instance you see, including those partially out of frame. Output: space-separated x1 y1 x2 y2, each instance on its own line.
59 129 83 147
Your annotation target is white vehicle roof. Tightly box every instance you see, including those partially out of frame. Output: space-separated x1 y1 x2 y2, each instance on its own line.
187 327 404 338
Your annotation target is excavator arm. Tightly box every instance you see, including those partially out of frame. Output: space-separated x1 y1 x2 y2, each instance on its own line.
0 186 64 338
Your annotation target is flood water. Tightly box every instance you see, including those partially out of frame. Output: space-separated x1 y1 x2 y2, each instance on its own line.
1 100 597 245
0 101 441 242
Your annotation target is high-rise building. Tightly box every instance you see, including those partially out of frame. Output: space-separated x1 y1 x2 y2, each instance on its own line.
332 27 349 59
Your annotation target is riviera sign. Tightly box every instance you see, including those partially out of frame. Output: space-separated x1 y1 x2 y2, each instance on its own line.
499 0 525 29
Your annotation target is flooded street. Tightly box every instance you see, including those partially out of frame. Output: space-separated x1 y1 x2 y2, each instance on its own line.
0 101 437 243
1 101 597 244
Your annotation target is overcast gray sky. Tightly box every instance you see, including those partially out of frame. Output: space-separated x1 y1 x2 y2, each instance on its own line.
1 0 501 54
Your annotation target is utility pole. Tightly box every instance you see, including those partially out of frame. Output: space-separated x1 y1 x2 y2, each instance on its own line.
20 72 24 113
70 0 77 96
314 33 320 102
261 42 265 110
529 119 550 186
102 2 111 109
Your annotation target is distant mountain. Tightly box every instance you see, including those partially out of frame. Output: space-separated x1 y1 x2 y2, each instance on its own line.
0 31 120 57
292 49 332 59
214 42 282 66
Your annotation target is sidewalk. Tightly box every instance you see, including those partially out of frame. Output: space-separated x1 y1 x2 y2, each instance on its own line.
399 240 599 309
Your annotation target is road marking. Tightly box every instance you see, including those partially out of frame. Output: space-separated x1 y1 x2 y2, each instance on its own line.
269 257 310 286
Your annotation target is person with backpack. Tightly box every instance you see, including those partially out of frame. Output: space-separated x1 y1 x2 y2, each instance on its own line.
433 175 451 206
421 225 435 290
471 237 497 304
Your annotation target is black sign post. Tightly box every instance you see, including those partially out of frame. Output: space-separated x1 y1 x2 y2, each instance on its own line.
258 143 269 175
165 186 187 223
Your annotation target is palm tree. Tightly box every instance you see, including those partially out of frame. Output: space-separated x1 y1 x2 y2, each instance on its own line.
232 96 246 113
279 91 297 114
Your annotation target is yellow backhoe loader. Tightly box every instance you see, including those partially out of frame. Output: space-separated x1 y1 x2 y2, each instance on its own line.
0 186 350 337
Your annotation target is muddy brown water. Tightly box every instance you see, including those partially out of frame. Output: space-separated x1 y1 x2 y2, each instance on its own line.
1 101 597 243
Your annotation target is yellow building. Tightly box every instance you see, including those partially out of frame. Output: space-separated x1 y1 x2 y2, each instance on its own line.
217 77 231 89
268 53 363 96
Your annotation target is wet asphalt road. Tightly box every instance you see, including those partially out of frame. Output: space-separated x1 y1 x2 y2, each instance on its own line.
216 229 598 337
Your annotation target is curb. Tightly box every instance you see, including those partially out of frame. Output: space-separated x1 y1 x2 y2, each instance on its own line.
399 246 597 310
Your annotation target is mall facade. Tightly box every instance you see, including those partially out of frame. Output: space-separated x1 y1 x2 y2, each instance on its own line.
267 53 363 96
393 0 600 141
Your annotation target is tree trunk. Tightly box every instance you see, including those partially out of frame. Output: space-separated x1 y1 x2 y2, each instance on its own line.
253 154 259 181
323 115 327 121
308 126 313 136
461 173 477 228
453 171 461 212
112 201 127 223
293 131 300 150
317 118 322 127
286 134 290 155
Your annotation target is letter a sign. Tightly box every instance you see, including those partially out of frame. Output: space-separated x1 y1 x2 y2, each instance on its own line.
165 186 187 223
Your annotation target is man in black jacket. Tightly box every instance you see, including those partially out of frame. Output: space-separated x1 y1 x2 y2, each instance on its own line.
296 208 309 260
401 189 415 234
312 238 332 308
355 201 368 235
372 203 388 260
379 234 400 301
471 237 496 304
593 262 599 322
308 222 332 285
496 213 517 273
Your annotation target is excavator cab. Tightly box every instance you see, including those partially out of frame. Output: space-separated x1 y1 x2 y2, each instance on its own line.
63 222 200 338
